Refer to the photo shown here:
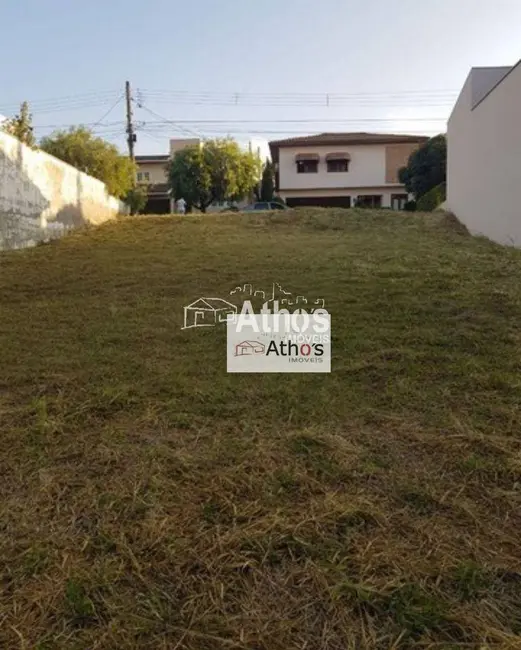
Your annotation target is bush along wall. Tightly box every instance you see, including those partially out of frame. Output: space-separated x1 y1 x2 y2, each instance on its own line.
417 182 447 212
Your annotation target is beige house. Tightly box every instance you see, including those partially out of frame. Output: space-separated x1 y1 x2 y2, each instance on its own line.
135 138 250 213
135 154 171 213
135 139 204 213
269 132 428 209
447 60 521 246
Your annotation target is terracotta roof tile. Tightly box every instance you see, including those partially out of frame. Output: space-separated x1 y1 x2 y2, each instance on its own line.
269 132 429 161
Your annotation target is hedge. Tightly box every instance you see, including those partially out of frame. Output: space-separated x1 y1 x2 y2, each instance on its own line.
417 182 446 212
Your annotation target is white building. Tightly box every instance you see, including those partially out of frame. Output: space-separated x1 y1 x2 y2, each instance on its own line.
447 60 521 246
269 132 428 209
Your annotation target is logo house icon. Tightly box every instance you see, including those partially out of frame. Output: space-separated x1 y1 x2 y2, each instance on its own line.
234 340 266 357
183 298 238 329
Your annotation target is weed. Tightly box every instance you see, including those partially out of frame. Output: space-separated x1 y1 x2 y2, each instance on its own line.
452 561 491 600
64 579 96 627
386 583 450 638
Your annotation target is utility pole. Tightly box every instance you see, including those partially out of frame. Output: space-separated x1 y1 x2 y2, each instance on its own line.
125 81 136 162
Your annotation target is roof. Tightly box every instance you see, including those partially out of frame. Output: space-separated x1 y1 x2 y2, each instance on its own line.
269 132 429 161
135 154 170 163
186 298 237 311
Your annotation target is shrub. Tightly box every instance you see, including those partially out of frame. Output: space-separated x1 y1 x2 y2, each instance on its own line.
125 186 148 215
417 183 446 212
404 200 417 212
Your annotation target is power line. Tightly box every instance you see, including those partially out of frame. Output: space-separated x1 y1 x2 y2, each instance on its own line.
32 115 447 131
139 126 439 136
0 90 119 111
92 94 125 128
32 120 125 130
139 98 455 108
138 116 448 125
139 88 458 98
139 131 166 145
136 88 459 108
0 87 458 116
135 102 202 139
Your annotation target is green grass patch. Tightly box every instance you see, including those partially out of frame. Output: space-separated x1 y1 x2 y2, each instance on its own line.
1 209 521 648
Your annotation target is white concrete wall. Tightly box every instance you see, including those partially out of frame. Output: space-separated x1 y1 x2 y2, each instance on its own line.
0 131 127 251
279 144 389 190
447 62 521 246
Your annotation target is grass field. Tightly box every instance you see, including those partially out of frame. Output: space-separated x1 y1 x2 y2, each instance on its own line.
1 208 521 649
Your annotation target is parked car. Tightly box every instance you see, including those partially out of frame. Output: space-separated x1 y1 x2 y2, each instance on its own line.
243 201 288 211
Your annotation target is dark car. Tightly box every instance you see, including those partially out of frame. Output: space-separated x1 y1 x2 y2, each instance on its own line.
243 201 288 211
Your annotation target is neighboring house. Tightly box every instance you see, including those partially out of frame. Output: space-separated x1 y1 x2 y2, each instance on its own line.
135 140 201 214
269 132 428 209
134 154 171 214
183 298 237 329
136 138 251 214
447 59 521 246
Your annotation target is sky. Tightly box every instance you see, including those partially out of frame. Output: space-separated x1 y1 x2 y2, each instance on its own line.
1 0 521 156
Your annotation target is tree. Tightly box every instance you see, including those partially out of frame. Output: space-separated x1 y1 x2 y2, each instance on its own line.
125 185 148 214
40 126 136 198
2 101 36 148
398 134 447 199
260 159 275 201
167 139 261 212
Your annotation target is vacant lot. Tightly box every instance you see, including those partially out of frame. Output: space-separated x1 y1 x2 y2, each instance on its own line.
1 209 520 649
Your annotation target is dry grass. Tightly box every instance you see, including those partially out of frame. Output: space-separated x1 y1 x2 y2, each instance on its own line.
0 208 521 649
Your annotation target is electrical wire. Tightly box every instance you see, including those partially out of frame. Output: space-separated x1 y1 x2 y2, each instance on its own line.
139 126 439 136
32 120 125 130
134 102 202 139
91 94 125 127
0 90 119 111
137 88 459 108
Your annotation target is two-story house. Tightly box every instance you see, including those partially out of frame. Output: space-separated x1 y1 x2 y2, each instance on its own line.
269 132 428 209
136 138 253 213
135 139 203 213
135 153 171 214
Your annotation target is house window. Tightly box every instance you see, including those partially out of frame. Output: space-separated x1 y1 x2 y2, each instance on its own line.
296 160 318 174
391 194 409 210
137 172 150 183
327 159 349 173
356 195 382 209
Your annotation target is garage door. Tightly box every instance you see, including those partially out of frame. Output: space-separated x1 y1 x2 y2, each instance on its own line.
285 196 351 208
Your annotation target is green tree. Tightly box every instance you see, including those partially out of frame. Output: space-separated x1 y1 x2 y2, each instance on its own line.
398 134 447 199
2 101 36 148
260 159 275 201
125 185 148 214
167 139 261 212
40 126 135 198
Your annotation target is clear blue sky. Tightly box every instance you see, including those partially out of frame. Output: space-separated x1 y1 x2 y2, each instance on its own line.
1 0 521 155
